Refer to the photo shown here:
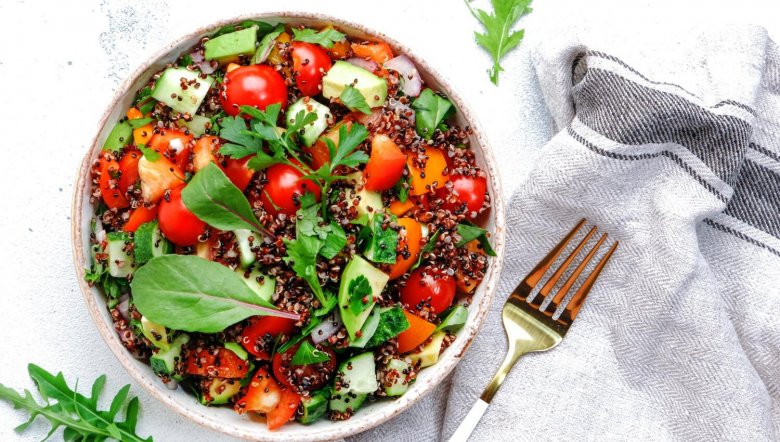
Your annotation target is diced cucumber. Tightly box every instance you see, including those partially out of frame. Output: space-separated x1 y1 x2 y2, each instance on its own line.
235 266 275 304
150 334 189 378
134 221 173 265
200 378 241 405
151 67 215 116
298 389 329 424
329 391 367 414
322 61 387 108
204 26 258 64
336 352 378 395
106 232 134 278
233 229 257 268
182 114 211 136
435 305 468 333
349 306 381 348
140 316 170 350
383 358 412 396
103 121 133 152
286 98 332 147
224 342 248 361
408 332 446 368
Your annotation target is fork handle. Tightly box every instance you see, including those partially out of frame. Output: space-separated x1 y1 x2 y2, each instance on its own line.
447 345 524 442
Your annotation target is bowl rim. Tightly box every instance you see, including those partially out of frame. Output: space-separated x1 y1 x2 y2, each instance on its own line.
71 11 506 442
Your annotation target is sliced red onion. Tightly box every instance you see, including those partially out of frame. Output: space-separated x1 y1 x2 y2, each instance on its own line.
116 294 130 322
384 55 422 97
197 61 217 75
311 310 342 344
387 98 416 124
347 57 378 73
355 108 383 126
190 51 205 63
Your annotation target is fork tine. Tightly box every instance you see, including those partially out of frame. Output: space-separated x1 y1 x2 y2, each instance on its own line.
560 240 619 322
549 233 608 311
532 226 597 309
522 219 587 296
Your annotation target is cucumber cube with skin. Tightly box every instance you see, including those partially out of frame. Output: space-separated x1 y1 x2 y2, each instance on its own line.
105 232 134 277
151 67 214 116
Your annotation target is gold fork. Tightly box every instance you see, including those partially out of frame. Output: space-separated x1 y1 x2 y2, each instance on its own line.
448 219 618 442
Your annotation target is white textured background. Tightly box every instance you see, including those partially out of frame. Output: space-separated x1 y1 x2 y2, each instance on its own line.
1 0 779 441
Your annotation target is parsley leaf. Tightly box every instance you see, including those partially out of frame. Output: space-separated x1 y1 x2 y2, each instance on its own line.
291 341 331 365
412 89 454 140
339 85 372 114
412 228 442 271
466 0 533 85
219 116 263 151
138 145 160 162
456 222 497 256
292 27 346 48
219 143 260 159
320 222 347 260
283 234 326 304
348 275 373 315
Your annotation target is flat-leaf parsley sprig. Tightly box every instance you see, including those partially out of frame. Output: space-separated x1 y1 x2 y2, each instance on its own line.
466 0 533 85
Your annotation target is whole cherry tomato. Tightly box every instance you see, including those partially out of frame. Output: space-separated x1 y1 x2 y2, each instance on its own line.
400 267 456 315
291 42 333 97
240 316 298 359
261 164 321 216
221 65 288 117
158 186 206 246
364 134 407 191
272 343 337 391
439 175 487 215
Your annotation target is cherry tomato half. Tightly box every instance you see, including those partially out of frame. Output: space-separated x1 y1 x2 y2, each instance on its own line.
291 42 333 97
272 343 337 391
98 154 129 209
400 267 456 315
221 65 288 117
261 164 321 216
185 347 249 379
158 186 206 246
364 134 407 191
224 156 255 192
439 175 487 215
240 316 298 360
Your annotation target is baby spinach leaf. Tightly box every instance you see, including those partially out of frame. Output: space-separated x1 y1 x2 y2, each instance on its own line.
131 255 298 333
292 27 346 48
456 222 497 256
412 88 454 140
291 341 331 365
411 228 442 271
181 163 271 237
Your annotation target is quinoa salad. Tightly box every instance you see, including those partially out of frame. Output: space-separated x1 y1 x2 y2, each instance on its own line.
86 20 495 430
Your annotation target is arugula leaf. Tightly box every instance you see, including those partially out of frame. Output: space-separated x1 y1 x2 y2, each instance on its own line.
181 163 272 237
138 144 160 162
348 275 373 315
466 0 533 85
456 222 497 256
132 255 298 333
219 116 263 150
291 341 332 365
412 228 442 271
0 364 153 442
127 117 153 129
412 89 454 139
339 85 372 114
292 27 346 48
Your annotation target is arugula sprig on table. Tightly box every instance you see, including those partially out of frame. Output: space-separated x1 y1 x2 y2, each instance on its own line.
0 364 153 442
466 0 533 85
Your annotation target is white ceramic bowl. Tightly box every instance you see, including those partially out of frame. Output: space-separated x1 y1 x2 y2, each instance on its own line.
71 12 506 441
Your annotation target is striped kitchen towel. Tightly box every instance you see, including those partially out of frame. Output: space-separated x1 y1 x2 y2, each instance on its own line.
356 25 780 441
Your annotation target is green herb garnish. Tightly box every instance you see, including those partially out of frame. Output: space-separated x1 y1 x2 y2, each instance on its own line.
138 145 160 162
291 341 331 365
348 275 373 315
292 27 346 48
411 228 442 271
0 364 153 442
339 85 372 114
466 0 533 85
412 89 454 140
456 222 497 256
